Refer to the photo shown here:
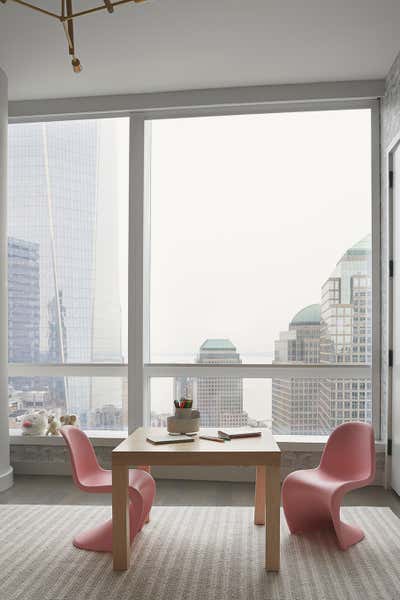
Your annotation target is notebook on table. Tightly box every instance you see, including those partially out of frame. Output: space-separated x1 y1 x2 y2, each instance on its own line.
217 428 262 440
146 434 194 445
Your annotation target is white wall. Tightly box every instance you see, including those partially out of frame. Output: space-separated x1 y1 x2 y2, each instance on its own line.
0 68 13 491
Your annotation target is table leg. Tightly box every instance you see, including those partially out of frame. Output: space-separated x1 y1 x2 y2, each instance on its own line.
141 465 151 523
265 464 280 572
254 465 266 525
112 463 130 571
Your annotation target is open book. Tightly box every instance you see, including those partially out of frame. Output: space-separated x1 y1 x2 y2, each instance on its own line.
217 428 262 440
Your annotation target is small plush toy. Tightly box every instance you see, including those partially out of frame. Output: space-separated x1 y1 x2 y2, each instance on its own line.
46 415 60 436
60 414 78 427
21 410 48 436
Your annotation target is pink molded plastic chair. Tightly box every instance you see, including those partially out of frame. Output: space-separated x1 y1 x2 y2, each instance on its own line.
282 422 375 550
60 426 156 553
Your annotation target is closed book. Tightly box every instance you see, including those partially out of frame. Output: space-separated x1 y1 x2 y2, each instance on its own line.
217 428 262 440
146 434 194 445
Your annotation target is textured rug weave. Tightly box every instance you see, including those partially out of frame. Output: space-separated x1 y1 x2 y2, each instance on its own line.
0 505 399 600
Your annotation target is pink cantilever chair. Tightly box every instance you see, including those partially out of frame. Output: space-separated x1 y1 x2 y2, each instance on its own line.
282 422 375 550
60 425 155 553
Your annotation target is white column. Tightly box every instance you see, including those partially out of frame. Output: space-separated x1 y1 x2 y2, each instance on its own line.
0 68 13 491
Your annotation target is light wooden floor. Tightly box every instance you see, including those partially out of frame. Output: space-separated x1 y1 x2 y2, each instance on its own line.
1 475 400 517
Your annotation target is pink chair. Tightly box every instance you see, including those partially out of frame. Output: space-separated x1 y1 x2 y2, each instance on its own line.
60 426 156 553
282 422 375 550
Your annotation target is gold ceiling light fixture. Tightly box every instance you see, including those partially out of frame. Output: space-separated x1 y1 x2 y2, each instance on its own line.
0 0 147 73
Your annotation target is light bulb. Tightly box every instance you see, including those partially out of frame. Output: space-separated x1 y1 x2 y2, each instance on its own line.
71 58 82 74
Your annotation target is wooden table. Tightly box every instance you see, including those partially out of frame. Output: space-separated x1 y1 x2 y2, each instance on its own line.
112 427 281 572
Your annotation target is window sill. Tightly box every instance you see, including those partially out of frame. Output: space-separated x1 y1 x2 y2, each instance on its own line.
9 430 386 452
9 429 127 447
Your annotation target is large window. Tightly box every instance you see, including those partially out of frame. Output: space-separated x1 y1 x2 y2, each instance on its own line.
7 103 378 437
148 109 375 435
8 118 129 430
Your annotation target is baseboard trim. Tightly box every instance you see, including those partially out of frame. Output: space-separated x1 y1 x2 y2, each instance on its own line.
11 462 384 485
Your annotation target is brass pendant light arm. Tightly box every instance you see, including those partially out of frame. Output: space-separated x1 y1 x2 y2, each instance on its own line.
60 0 141 21
62 21 74 52
63 0 82 73
1 0 146 21
65 0 75 54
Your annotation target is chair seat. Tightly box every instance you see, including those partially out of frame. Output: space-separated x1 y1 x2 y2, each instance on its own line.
287 468 364 495
80 468 153 494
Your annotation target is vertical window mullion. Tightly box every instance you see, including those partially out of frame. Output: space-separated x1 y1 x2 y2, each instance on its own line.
128 114 148 432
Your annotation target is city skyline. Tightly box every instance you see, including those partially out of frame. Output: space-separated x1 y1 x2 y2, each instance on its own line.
152 234 372 432
8 227 372 432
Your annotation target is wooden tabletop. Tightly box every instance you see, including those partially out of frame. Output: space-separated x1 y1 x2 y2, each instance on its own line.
112 427 281 467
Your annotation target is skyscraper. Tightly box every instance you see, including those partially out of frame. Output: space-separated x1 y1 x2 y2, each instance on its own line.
272 235 372 434
8 237 40 391
8 237 40 364
175 339 248 427
272 304 327 434
320 235 372 428
8 120 125 424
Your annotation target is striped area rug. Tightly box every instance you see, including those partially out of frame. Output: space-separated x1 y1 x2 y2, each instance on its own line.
0 505 399 600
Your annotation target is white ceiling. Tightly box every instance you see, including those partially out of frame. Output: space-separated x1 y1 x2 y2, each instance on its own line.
0 0 399 101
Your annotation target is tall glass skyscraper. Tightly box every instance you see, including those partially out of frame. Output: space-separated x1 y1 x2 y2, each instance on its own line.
8 119 127 428
8 237 40 363
320 235 372 428
8 237 40 392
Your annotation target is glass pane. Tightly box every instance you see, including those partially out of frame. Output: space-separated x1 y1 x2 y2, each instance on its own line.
149 110 372 366
9 377 128 432
272 377 371 435
150 376 371 435
8 118 129 364
151 378 271 429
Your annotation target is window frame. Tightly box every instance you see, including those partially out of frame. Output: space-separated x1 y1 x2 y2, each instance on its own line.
7 95 381 440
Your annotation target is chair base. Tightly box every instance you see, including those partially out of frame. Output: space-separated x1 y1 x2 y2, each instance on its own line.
72 507 151 553
287 517 365 551
73 518 115 553
334 520 365 551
